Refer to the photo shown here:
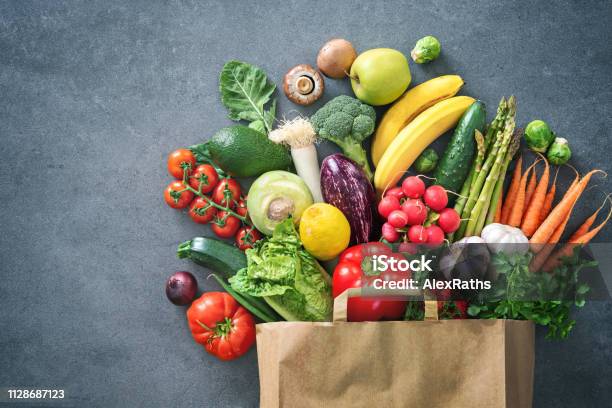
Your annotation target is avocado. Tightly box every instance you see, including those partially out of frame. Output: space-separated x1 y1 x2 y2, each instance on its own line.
208 126 292 177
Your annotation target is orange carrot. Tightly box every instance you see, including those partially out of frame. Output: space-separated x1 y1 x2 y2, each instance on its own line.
521 157 550 237
494 192 503 223
539 166 559 224
569 194 611 241
542 201 612 272
507 160 539 227
501 156 522 224
530 170 605 252
529 213 571 271
524 167 538 212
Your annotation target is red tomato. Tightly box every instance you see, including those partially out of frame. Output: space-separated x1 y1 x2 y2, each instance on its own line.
167 148 196 179
235 226 262 250
189 164 219 194
164 181 194 209
235 198 248 217
333 244 407 322
189 197 217 224
211 211 241 238
212 178 241 209
186 292 256 361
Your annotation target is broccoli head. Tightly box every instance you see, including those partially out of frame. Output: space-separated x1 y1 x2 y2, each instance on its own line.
310 95 375 180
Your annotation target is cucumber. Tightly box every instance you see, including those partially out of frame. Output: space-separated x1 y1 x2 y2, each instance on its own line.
177 237 246 278
433 100 486 198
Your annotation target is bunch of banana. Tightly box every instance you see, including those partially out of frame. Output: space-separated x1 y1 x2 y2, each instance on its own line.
372 75 473 195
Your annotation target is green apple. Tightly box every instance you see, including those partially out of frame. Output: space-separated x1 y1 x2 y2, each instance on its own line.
350 48 411 106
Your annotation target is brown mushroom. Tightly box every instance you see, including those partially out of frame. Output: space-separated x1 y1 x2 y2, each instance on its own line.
283 64 324 106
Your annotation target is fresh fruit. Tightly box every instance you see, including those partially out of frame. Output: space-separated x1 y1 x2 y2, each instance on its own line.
235 226 262 250
212 211 241 238
387 210 409 228
316 38 357 79
186 292 256 361
423 185 448 211
189 197 217 224
189 164 219 194
167 148 196 179
349 48 411 106
378 195 401 218
433 100 486 196
164 181 194 209
381 222 400 242
408 225 428 243
371 75 464 165
165 271 198 306
401 198 428 225
207 126 292 177
374 96 475 195
212 178 241 209
299 203 351 261
402 176 426 198
438 208 461 233
235 198 248 217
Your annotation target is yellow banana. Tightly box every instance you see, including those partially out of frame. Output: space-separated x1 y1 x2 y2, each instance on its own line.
371 75 464 166
374 96 475 195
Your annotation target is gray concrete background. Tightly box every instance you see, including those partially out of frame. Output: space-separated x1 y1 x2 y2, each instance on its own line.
1 1 611 407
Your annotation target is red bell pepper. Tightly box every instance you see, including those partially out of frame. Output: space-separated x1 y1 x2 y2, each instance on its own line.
332 243 408 322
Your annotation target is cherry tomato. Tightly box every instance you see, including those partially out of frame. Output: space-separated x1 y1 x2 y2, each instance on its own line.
186 292 256 360
212 178 241 209
167 148 196 179
401 198 428 225
189 164 219 194
189 197 217 224
408 225 428 244
211 210 241 238
381 222 400 242
423 185 448 211
378 195 401 218
425 225 445 246
164 181 194 209
401 176 426 198
438 208 461 233
384 186 405 200
235 226 262 250
235 198 248 217
387 210 409 228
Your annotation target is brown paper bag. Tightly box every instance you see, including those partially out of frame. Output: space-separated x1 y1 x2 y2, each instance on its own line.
256 289 534 408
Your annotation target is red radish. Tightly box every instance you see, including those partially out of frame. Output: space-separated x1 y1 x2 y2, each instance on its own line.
402 176 426 198
385 186 405 200
438 208 460 233
381 222 400 242
408 225 428 244
425 225 445 246
401 198 428 225
423 185 448 211
378 196 401 218
387 210 409 228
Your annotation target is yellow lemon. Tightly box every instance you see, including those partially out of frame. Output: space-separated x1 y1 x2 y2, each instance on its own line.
299 203 350 261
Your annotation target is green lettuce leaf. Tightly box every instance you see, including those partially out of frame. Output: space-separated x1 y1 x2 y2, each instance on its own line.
229 219 332 321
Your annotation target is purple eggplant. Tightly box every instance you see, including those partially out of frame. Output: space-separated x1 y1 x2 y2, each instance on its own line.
320 154 375 244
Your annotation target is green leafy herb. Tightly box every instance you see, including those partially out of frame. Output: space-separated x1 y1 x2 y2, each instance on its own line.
219 61 276 133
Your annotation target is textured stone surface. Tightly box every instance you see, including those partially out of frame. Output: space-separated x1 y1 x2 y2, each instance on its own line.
0 1 611 407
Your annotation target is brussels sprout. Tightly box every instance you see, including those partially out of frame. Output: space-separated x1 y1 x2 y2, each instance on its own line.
413 148 439 173
524 120 554 152
411 36 441 64
547 137 572 165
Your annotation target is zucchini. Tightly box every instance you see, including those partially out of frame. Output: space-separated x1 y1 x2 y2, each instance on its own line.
433 100 486 199
177 237 246 278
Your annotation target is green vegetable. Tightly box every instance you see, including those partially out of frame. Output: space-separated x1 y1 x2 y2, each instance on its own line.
468 249 594 339
413 148 438 173
547 137 572 165
524 119 554 153
310 95 376 180
205 126 292 177
433 100 486 196
410 36 441 64
247 170 314 236
229 219 333 322
219 61 277 134
177 237 281 322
